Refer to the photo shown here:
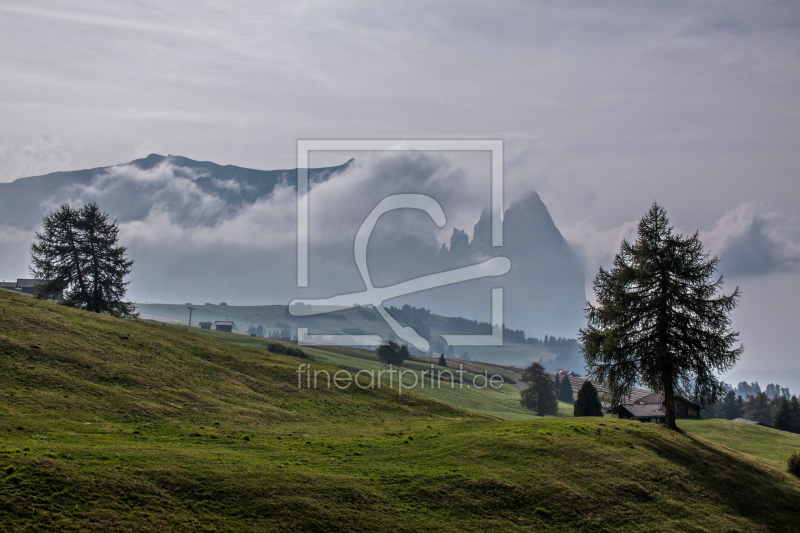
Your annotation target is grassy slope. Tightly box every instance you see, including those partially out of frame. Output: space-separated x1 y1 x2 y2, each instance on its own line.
194 329 551 421
2 290 800 532
135 302 560 368
678 418 800 469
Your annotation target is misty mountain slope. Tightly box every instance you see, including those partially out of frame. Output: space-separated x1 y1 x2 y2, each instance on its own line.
0 154 585 338
0 154 352 229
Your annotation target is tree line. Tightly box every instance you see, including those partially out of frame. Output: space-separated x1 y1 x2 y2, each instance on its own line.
704 386 800 433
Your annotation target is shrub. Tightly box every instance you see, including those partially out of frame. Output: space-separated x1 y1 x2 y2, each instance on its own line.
574 381 603 417
377 340 409 366
268 343 313 361
789 452 800 478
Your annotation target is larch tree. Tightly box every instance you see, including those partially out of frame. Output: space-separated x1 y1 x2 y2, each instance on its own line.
580 203 742 429
30 203 136 317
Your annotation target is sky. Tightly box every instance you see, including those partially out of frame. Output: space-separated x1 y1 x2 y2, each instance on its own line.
0 1 799 387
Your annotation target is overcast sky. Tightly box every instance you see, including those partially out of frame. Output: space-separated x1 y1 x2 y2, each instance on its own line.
1 1 798 386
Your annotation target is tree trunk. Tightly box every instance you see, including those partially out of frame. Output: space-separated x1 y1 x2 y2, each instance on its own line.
663 385 677 430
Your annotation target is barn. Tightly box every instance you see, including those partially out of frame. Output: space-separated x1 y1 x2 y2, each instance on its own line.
637 392 701 418
215 321 235 333
618 403 666 424
199 322 212 330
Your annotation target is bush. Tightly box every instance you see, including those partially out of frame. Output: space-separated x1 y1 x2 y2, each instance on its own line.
789 452 800 478
377 340 409 366
574 381 603 417
268 343 313 361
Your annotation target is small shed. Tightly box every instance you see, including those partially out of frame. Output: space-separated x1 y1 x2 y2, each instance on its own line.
618 403 666 424
198 322 212 330
215 321 234 333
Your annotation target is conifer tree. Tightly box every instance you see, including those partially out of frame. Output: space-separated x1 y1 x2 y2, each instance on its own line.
519 362 558 416
774 397 794 432
580 203 742 429
790 396 800 433
437 353 447 367
559 375 574 404
743 392 775 425
719 390 741 420
31 203 136 317
574 381 603 417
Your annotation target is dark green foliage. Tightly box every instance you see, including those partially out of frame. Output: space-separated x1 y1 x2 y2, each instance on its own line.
774 396 800 434
519 362 559 416
30 203 136 317
437 353 447 367
744 392 775 425
580 203 742 429
721 390 743 420
574 381 603 417
789 453 800 478
377 340 409 366
558 375 574 404
792 396 800 433
267 342 313 360
774 398 793 432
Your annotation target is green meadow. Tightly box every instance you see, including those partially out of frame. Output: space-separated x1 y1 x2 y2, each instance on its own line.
2 290 800 532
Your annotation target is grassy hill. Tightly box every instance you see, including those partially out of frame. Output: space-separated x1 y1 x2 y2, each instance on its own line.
193 329 552 421
135 302 562 369
3 290 800 531
677 418 800 470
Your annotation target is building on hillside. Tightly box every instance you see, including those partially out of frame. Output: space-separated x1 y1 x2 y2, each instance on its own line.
199 322 212 330
618 403 666 424
637 392 701 418
0 279 63 301
215 321 234 333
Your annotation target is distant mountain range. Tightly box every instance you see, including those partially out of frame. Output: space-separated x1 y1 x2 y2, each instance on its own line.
0 154 586 340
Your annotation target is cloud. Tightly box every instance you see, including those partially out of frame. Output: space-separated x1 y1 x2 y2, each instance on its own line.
704 203 800 276
561 219 639 272
56 160 228 226
0 224 36 280
50 152 490 259
0 134 74 182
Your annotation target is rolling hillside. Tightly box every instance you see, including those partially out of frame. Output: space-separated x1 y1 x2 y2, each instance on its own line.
135 302 567 370
2 290 800 531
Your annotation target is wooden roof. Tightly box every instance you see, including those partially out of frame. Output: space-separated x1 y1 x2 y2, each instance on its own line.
619 403 665 419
